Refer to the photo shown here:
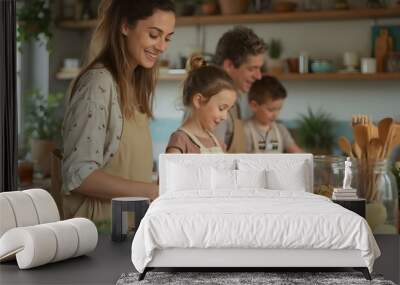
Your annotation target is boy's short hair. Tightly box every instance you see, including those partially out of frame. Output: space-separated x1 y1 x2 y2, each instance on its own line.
213 26 267 68
248 75 287 105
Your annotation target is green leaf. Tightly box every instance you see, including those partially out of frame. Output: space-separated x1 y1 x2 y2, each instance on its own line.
17 0 53 52
23 90 64 141
268 38 282 59
296 107 336 153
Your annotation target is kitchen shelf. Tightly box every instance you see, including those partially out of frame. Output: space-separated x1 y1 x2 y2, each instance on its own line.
57 8 400 29
56 70 400 81
273 72 400 81
176 8 400 26
55 70 80 80
157 72 400 81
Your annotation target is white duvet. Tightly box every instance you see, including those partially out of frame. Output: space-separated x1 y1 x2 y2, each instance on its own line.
131 190 380 273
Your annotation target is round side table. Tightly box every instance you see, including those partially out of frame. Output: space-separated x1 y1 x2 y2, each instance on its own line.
111 197 149 242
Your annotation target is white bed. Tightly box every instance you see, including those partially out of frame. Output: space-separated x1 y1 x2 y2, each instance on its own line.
131 154 380 280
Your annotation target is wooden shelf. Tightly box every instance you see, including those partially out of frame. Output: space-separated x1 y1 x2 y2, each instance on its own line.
55 70 400 81
176 8 400 26
274 72 400 81
158 73 186 81
57 8 400 29
57 19 97 29
158 72 400 81
55 70 80 80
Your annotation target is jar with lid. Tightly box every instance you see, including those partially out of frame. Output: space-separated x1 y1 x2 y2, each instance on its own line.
313 155 347 198
365 160 398 234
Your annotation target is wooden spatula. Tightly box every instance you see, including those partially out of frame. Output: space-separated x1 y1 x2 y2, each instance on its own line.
378 117 393 147
352 143 362 159
353 124 369 160
337 136 354 158
382 123 400 158
368 138 382 161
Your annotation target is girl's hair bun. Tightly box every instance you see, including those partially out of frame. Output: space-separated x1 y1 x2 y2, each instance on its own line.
186 54 207 72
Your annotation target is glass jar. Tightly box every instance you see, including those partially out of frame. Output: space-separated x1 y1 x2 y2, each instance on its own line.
304 0 322 10
387 52 400 73
313 155 346 198
366 160 399 234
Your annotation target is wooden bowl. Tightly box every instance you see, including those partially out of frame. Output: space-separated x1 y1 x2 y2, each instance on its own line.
273 1 297 13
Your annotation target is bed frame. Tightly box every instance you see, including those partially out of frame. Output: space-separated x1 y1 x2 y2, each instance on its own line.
138 154 372 281
139 248 371 280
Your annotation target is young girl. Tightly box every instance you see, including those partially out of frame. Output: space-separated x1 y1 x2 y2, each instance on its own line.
166 55 237 154
62 0 175 222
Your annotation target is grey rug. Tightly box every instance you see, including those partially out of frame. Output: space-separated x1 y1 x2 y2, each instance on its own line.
116 271 396 285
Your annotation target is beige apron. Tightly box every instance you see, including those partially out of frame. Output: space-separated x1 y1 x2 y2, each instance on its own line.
63 111 153 223
248 121 283 153
179 127 224 153
227 119 246 153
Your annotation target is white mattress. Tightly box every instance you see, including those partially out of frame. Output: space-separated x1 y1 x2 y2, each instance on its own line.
131 190 380 273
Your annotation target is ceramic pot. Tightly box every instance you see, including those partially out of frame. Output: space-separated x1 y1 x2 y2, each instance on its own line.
218 0 249 15
287 57 299 73
18 160 34 186
267 58 284 75
201 2 218 15
273 1 297 12
31 139 56 177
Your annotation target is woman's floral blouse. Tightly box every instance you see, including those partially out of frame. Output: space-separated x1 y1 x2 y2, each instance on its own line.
62 67 123 193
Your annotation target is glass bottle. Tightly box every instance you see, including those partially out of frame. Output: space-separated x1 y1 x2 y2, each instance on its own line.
299 51 309 74
366 160 398 234
313 155 346 198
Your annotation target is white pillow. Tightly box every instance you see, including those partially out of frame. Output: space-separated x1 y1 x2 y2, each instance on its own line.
167 162 212 191
212 168 237 190
266 163 307 191
237 169 267 189
237 159 308 192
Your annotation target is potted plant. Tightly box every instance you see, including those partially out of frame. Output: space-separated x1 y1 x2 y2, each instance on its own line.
16 0 52 51
173 0 198 16
296 107 336 155
267 38 284 75
24 90 63 177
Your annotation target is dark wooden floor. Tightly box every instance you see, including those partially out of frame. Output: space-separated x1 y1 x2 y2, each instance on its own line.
0 234 398 284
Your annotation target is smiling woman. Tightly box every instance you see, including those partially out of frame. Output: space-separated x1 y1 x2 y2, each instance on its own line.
61 0 175 224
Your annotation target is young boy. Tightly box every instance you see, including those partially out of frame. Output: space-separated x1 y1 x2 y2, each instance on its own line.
243 75 303 153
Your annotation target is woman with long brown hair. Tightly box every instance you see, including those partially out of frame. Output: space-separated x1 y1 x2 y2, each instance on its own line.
62 0 175 223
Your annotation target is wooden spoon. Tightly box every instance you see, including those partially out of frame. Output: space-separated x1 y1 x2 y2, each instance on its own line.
352 143 362 159
337 136 354 158
353 124 369 160
378 117 393 147
368 138 382 161
383 124 400 158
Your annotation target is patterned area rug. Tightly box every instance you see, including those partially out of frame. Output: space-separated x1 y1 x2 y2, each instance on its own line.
116 271 395 285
